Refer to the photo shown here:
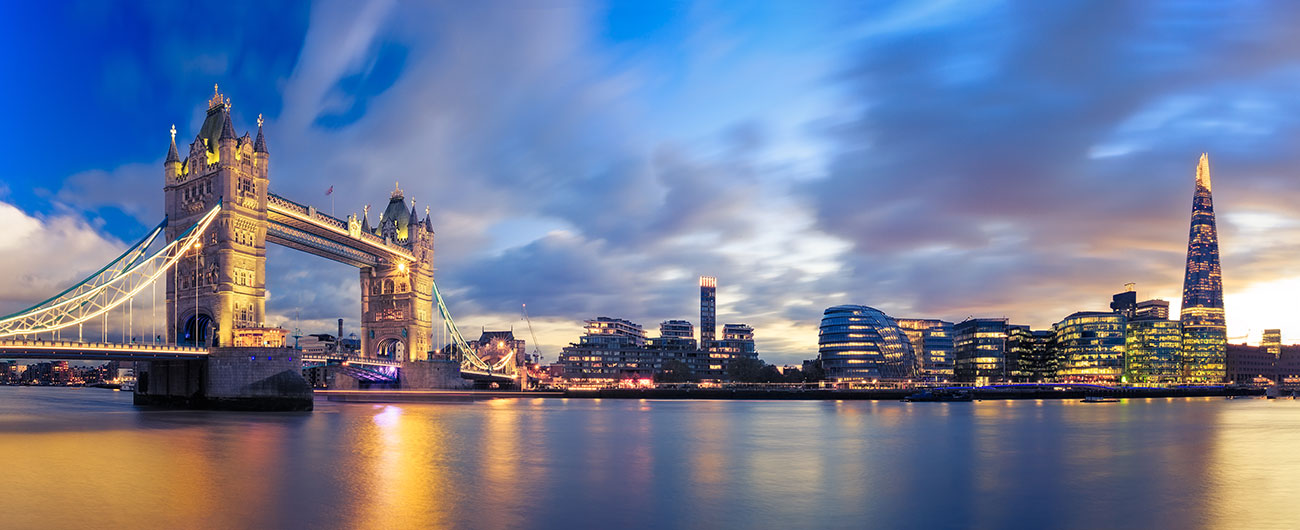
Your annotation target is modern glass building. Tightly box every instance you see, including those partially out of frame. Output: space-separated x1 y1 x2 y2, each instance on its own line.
818 305 916 380
1054 311 1126 383
1179 153 1226 382
1007 326 1055 382
896 318 955 381
953 318 1008 384
1124 318 1181 383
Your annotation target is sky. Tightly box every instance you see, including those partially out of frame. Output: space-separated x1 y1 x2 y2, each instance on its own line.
2 0 1300 366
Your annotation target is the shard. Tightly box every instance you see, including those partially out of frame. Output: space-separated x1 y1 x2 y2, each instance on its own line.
1179 153 1226 382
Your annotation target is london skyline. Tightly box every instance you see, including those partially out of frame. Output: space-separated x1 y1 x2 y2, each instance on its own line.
4 3 1300 366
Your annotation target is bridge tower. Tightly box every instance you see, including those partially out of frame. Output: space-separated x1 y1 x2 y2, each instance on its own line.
163 86 270 347
359 185 435 362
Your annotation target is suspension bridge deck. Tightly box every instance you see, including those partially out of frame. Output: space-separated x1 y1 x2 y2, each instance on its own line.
0 340 208 361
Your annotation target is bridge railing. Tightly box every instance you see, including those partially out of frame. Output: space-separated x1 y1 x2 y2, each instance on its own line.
0 339 208 354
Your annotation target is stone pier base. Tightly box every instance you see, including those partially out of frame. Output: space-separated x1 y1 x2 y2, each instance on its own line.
134 347 313 411
400 360 471 390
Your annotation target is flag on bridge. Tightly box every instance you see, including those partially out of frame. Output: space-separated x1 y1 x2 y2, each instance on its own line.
326 185 334 196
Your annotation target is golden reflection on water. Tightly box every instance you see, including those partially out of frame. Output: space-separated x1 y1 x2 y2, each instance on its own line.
1209 399 1300 528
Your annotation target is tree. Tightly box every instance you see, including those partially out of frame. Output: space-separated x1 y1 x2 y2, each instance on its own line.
654 360 697 383
726 357 768 383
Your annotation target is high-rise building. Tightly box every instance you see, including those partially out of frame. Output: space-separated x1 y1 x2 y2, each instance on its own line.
1180 153 1227 382
1110 285 1137 320
1054 312 1126 383
818 305 916 381
1263 329 1282 357
896 318 955 381
700 276 717 344
953 318 1008 384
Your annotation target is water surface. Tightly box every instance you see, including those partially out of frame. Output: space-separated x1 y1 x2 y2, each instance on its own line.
1 387 1296 529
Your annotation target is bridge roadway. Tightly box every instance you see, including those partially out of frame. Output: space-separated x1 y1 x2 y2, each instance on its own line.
0 340 208 361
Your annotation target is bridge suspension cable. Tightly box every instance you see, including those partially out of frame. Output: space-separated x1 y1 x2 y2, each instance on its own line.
0 204 222 339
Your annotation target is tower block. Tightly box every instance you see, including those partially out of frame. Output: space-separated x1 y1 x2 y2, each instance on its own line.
163 86 272 348
359 185 436 362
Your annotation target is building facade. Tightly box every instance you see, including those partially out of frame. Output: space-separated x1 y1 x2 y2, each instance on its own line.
1124 317 1182 383
1179 153 1227 382
818 305 916 381
1054 312 1126 383
1007 326 1055 382
953 318 1008 384
896 318 955 381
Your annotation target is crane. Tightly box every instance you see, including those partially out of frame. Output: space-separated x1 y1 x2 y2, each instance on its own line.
521 303 544 364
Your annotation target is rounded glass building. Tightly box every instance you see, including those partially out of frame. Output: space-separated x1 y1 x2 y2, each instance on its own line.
818 305 917 380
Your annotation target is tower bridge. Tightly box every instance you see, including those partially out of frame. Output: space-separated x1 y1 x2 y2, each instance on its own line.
0 86 520 409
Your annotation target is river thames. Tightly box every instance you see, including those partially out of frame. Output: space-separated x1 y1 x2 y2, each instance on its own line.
1 387 1297 529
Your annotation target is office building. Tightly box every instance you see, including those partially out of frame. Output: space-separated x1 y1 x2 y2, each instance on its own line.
896 318 955 380
1007 326 1055 382
953 318 1008 384
1054 312 1126 383
1263 329 1282 357
1124 318 1182 383
818 305 916 381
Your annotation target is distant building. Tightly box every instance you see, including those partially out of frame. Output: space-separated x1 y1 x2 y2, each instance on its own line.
1226 344 1275 384
1110 286 1137 319
660 320 695 340
1263 329 1282 357
895 318 955 381
819 305 916 381
1134 299 1170 320
700 276 717 344
1054 312 1126 383
1007 326 1054 382
953 318 1008 384
1180 153 1227 382
558 318 651 379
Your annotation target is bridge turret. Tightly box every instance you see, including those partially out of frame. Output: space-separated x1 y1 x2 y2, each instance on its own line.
164 124 181 183
253 114 269 178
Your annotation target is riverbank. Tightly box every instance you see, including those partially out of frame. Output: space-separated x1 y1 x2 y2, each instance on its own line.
318 385 1267 403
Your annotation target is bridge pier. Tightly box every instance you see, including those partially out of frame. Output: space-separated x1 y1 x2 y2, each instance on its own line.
134 347 312 411
398 360 472 390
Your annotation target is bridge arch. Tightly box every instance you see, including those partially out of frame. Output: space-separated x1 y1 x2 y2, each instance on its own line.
181 312 213 347
375 337 405 361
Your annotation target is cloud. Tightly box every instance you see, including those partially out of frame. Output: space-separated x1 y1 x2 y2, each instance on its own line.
807 0 1300 339
0 202 126 314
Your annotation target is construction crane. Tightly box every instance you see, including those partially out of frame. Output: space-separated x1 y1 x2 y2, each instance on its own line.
521 303 544 364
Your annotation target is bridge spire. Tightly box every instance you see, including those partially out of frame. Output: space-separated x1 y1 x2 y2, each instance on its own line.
253 113 268 153
166 124 180 163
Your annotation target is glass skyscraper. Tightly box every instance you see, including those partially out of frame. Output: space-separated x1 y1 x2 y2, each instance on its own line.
818 305 916 380
1180 153 1226 382
1054 312 1126 383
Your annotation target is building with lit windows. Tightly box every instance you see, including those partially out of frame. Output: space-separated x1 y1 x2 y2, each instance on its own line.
660 320 695 340
896 318 954 381
1124 316 1181 383
1054 312 1126 383
700 276 717 344
1180 153 1227 382
557 318 651 379
1263 329 1282 357
1007 326 1055 382
818 305 916 381
1135 299 1170 320
953 318 1008 384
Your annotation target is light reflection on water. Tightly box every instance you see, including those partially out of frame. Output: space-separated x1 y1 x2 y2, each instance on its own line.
1 387 1298 529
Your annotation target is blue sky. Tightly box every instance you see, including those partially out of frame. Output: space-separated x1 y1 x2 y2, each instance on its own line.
3 1 1300 365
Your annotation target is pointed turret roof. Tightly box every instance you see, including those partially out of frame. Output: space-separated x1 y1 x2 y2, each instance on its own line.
254 113 268 153
219 106 237 141
423 206 433 232
166 124 180 163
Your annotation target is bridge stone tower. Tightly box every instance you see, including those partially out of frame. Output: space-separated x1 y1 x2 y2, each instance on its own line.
359 185 436 362
163 86 270 347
